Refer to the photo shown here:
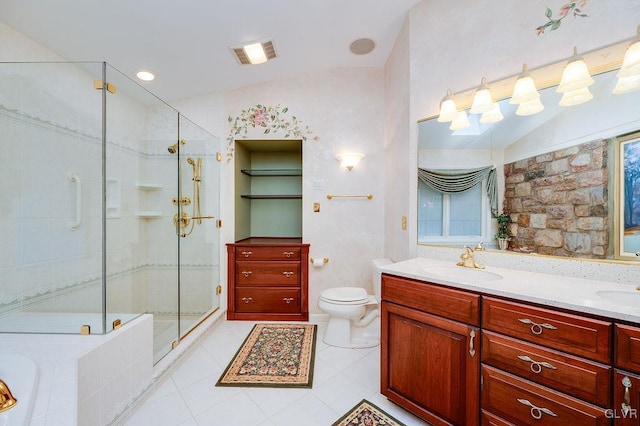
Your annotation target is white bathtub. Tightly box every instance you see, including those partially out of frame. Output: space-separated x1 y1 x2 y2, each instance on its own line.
0 353 38 426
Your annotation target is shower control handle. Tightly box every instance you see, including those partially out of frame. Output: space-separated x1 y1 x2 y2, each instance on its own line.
241 251 252 258
242 271 252 278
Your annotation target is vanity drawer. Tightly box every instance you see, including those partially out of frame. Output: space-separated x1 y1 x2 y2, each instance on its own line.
481 410 517 426
235 246 301 261
481 365 608 426
482 330 611 407
235 261 300 286
482 297 611 363
235 288 300 313
616 324 640 374
382 274 480 326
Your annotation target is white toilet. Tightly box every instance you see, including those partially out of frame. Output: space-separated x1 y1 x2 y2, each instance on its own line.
318 258 392 348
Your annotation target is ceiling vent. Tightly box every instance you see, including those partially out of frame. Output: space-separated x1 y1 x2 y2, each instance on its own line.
232 40 277 65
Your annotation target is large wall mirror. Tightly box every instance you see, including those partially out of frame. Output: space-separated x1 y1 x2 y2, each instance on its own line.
417 43 640 263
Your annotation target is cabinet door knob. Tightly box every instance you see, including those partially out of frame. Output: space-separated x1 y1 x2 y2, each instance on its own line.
622 376 633 415
241 297 253 304
241 251 252 257
469 330 476 357
283 297 294 304
283 251 294 257
517 355 557 374
283 271 294 278
242 271 252 278
517 398 557 420
518 318 557 335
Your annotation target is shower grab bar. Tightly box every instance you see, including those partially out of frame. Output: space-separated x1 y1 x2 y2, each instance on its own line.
68 173 81 230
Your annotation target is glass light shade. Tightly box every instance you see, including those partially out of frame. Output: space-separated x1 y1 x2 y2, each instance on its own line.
449 111 471 131
335 152 364 170
437 89 458 122
515 98 545 116
479 102 504 124
510 64 539 104
613 74 640 94
557 47 594 93
243 42 268 64
559 86 593 106
617 26 640 78
470 77 494 114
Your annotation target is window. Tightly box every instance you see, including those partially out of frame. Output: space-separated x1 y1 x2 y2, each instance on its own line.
418 180 489 244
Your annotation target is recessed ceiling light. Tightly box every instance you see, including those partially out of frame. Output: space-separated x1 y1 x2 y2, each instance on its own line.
136 70 155 81
231 40 277 65
349 38 376 55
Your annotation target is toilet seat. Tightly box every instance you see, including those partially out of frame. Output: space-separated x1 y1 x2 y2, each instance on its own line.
320 287 368 304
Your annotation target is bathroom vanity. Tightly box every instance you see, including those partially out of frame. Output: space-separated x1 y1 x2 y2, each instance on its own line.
380 257 640 426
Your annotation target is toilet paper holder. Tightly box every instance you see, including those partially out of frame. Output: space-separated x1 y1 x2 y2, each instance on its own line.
310 257 329 264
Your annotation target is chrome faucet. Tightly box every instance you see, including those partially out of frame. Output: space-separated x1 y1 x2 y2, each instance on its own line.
456 246 485 269
0 379 17 412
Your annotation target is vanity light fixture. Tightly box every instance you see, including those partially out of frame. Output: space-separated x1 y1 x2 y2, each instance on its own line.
335 152 364 171
510 64 540 105
437 89 458 122
136 70 155 81
614 26 640 94
470 77 494 114
515 97 545 116
479 102 504 124
557 47 594 106
449 110 471 131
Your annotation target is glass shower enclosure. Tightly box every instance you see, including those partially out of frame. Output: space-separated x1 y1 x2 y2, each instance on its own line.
0 61 221 363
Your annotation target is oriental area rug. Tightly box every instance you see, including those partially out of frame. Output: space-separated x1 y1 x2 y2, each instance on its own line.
216 323 317 388
332 399 407 426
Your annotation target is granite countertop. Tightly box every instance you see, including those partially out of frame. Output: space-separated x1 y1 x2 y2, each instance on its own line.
380 257 640 324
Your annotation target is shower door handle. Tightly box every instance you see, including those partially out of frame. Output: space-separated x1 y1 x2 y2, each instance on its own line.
68 173 82 230
189 215 215 220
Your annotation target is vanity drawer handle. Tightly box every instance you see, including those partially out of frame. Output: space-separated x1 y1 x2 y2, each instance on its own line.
517 398 557 420
517 355 557 374
622 376 633 416
518 318 557 335
241 251 252 258
283 297 294 304
241 297 253 304
283 251 294 257
283 271 294 278
469 330 476 357
242 271 252 278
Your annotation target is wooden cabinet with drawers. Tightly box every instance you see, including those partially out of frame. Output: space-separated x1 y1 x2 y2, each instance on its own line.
226 238 309 321
381 274 480 426
481 297 611 425
613 324 640 425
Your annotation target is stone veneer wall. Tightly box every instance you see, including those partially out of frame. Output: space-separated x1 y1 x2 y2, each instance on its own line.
503 139 609 259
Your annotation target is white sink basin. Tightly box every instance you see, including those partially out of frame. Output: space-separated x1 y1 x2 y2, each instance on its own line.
423 265 503 282
596 290 640 307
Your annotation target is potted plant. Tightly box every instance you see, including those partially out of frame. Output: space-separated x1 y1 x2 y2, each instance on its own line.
495 213 510 250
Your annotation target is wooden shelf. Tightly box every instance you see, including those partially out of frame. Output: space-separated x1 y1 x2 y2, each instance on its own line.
241 169 302 177
135 182 163 190
135 211 163 218
240 195 302 199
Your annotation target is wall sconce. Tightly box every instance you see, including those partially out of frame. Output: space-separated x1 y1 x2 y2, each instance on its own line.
470 77 494 114
614 25 640 94
335 152 364 171
437 89 458 122
557 47 594 106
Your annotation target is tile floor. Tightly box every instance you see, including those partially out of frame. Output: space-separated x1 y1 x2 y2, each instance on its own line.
124 319 428 426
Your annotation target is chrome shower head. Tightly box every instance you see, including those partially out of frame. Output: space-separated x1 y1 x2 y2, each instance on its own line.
167 140 186 154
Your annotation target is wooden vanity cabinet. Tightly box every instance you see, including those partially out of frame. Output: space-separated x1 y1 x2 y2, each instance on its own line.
226 238 309 321
613 324 640 425
381 274 480 426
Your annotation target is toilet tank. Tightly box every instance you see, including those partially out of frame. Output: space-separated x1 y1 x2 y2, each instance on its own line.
371 258 393 300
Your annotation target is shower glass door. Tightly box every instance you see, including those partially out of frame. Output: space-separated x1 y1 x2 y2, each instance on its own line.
177 115 221 339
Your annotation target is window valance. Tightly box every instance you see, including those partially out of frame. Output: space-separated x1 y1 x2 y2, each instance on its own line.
418 166 498 217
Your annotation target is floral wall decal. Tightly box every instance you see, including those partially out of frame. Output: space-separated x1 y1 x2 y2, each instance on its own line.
536 1 588 35
226 104 318 160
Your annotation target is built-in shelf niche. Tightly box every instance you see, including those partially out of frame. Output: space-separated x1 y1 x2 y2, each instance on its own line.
135 182 164 219
235 140 302 240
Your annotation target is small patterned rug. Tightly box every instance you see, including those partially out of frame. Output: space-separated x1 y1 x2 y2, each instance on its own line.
332 399 407 426
216 323 317 388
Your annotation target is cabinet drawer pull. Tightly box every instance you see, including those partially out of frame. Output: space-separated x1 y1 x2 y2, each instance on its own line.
517 355 557 374
242 271 252 278
283 251 294 257
518 318 557 335
241 251 252 258
622 376 633 415
283 297 294 304
469 330 476 357
283 271 294 278
241 297 253 304
517 398 557 420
